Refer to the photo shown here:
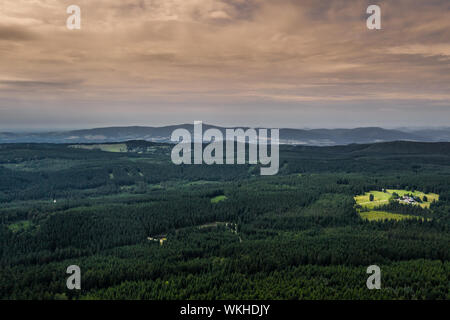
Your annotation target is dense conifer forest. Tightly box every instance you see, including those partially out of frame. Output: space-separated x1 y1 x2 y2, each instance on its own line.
0 141 449 299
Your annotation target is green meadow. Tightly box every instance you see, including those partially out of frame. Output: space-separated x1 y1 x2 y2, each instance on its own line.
359 211 421 222
8 220 32 232
355 189 438 221
354 191 391 209
211 195 228 203
386 189 439 208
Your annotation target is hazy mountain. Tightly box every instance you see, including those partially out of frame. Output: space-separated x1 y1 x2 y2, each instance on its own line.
401 128 450 142
1 124 449 146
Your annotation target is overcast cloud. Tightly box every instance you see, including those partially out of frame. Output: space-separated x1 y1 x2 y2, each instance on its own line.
0 0 449 130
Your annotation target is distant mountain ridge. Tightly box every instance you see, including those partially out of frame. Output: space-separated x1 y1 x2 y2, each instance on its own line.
1 124 450 146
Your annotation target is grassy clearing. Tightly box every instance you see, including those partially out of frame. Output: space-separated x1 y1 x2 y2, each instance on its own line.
8 220 32 232
355 189 438 221
354 191 391 209
386 189 439 208
355 189 438 209
197 221 229 229
211 195 228 204
185 180 223 186
69 144 127 153
1 159 82 172
359 211 420 221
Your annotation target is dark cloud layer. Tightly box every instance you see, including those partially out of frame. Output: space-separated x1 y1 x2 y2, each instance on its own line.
0 24 38 41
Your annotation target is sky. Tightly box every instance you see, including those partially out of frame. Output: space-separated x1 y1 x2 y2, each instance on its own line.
0 0 449 131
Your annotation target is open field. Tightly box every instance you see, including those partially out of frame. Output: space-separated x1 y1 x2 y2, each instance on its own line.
354 191 391 209
7 220 32 232
354 189 439 220
211 195 228 203
386 189 439 208
1 159 83 172
355 189 439 209
359 211 421 221
69 143 127 152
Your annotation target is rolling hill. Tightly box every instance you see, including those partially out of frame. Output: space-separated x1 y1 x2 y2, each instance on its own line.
1 124 449 146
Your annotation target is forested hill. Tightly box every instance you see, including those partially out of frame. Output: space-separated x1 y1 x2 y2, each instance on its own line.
1 125 450 145
0 140 449 204
1 140 450 162
0 139 449 299
284 141 450 155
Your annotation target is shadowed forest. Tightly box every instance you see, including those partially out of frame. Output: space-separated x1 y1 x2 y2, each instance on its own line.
0 141 449 299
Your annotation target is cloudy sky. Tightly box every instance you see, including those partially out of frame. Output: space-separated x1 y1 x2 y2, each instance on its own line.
0 0 449 130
